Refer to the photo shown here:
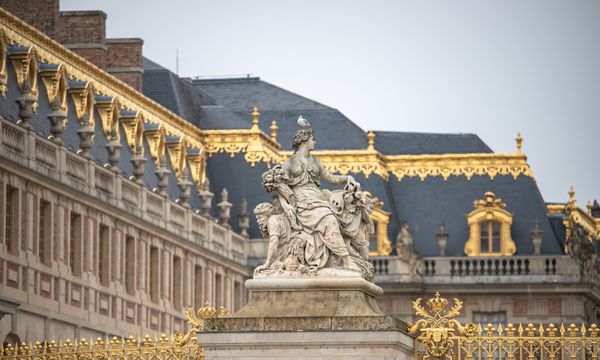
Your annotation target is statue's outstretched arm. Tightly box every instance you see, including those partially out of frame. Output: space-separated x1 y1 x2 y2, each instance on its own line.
320 160 352 185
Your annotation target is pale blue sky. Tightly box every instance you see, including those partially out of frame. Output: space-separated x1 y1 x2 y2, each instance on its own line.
62 0 600 205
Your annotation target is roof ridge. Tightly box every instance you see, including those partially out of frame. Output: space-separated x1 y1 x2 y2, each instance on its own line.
258 78 333 110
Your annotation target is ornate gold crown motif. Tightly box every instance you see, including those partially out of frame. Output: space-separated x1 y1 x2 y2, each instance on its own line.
426 292 449 313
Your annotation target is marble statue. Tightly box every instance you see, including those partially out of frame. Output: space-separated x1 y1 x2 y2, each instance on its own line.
396 223 423 278
256 121 375 281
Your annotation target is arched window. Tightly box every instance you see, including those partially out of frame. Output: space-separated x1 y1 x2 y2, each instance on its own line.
465 192 516 256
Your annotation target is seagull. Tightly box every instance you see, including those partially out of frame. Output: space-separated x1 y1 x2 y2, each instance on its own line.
297 115 311 128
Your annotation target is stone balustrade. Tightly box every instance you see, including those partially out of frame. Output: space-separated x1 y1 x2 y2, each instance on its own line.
0 116 247 265
371 255 581 284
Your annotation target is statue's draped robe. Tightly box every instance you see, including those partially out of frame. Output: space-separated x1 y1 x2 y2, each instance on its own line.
283 155 350 268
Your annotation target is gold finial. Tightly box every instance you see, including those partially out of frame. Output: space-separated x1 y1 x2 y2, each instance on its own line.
251 106 260 130
567 186 577 210
367 130 375 151
515 132 523 154
270 120 278 142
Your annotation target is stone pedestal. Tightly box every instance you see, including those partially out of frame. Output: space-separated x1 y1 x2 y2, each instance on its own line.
199 271 415 359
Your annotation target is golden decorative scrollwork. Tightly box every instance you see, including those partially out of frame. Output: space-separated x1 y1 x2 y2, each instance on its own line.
369 197 392 256
411 293 600 360
95 95 120 139
0 334 203 360
408 292 475 360
144 123 166 166
120 110 144 151
464 192 516 256
166 135 187 179
547 188 600 241
68 80 95 124
8 45 38 95
0 28 8 97
39 63 68 112
386 152 533 181
187 147 207 188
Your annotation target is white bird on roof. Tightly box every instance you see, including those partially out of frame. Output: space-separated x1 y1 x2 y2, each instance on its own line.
297 115 311 128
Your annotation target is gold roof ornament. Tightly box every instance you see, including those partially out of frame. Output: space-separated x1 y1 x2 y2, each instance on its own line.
367 130 375 151
251 106 260 131
270 120 278 142
567 186 577 211
515 131 523 155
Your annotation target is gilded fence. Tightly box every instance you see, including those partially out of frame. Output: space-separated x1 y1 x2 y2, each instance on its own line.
0 301 228 360
408 292 599 360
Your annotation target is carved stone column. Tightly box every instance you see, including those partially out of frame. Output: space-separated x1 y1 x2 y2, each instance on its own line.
15 78 36 129
104 128 122 172
217 188 232 228
238 198 250 238
154 155 170 196
130 145 147 185
531 218 543 255
436 223 449 257
76 114 95 159
198 179 214 218
47 96 66 144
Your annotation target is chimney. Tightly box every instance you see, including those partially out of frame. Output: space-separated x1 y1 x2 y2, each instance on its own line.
106 38 144 91
0 0 60 38
56 10 108 69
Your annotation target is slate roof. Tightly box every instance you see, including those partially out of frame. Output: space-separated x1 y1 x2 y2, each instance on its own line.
119 57 575 256
374 131 493 155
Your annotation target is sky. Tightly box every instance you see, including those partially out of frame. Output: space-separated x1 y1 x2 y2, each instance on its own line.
62 0 600 205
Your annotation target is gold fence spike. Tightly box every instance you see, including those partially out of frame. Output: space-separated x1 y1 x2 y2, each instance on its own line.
538 323 544 335
518 323 524 336
560 323 566 336
497 323 504 336
580 323 586 336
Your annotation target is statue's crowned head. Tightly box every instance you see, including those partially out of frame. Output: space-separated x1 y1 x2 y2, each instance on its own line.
291 128 314 151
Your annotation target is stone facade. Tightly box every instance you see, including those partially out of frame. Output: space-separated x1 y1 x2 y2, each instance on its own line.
0 118 250 343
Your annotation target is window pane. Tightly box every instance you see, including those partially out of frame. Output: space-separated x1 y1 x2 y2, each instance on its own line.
480 222 489 252
492 222 501 252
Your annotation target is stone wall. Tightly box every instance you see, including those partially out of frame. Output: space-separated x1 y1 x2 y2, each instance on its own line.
0 117 251 343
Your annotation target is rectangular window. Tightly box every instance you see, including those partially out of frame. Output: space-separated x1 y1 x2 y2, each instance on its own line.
172 256 182 310
473 311 507 326
69 212 81 275
149 246 159 303
125 236 135 295
234 281 241 312
215 273 222 307
194 265 203 309
491 222 501 253
39 200 51 265
480 221 502 254
5 186 17 254
98 224 109 286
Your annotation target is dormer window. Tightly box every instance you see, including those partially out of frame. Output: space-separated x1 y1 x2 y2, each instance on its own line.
480 221 501 253
465 192 516 256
